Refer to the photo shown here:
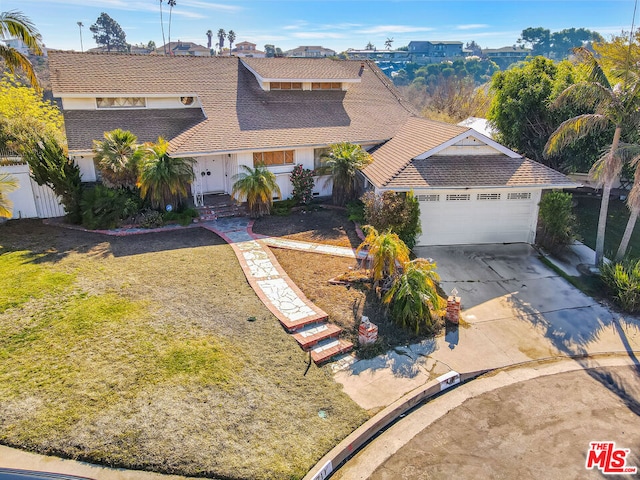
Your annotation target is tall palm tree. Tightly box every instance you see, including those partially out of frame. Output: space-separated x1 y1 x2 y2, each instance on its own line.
356 226 410 286
206 29 213 49
92 129 140 190
137 137 195 210
167 0 176 53
544 47 640 266
613 143 640 260
321 142 373 206
0 11 42 90
227 30 236 54
217 28 226 54
158 0 167 55
231 164 281 218
0 173 18 218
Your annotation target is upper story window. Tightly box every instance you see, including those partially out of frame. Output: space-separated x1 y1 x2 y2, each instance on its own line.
253 150 294 166
311 82 342 90
271 82 303 90
96 97 146 108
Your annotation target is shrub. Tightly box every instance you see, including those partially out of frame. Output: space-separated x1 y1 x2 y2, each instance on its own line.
361 190 422 249
346 199 365 224
601 259 640 313
271 198 296 216
290 164 315 205
80 185 131 230
537 191 577 252
163 207 198 226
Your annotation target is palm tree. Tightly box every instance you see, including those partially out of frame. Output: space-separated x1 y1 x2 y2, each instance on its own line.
158 0 167 54
217 28 226 54
613 143 640 260
384 37 393 50
206 29 213 49
0 173 18 218
383 258 446 334
92 129 140 190
227 30 236 53
137 137 195 210
231 164 281 218
167 0 176 53
544 47 640 266
0 11 42 90
321 142 373 206
356 226 410 286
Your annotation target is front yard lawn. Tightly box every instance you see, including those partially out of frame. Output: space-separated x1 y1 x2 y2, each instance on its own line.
0 220 367 480
573 195 640 259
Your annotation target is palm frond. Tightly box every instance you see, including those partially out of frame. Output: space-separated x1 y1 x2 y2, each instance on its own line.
0 11 42 53
544 114 610 157
0 44 39 90
552 81 613 112
572 47 611 89
0 172 18 217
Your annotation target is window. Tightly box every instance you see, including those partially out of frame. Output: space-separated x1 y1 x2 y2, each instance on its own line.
270 82 302 90
507 192 532 200
314 147 330 170
253 150 294 166
417 194 440 202
446 194 470 201
477 193 501 200
96 97 146 108
311 82 342 90
180 96 195 105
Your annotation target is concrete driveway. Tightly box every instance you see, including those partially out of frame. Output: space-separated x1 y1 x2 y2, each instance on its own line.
335 243 640 410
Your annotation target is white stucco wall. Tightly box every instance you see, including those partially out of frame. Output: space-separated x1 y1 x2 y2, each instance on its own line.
72 154 97 182
61 97 201 110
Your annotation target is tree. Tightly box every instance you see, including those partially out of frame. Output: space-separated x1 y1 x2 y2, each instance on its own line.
356 226 410 286
23 135 83 223
92 129 140 190
321 142 373 206
147 40 156 50
90 12 127 52
206 29 213 49
0 73 65 154
384 37 393 50
0 173 17 218
365 41 375 50
518 27 550 57
137 137 195 210
383 258 446 334
159 0 166 54
549 28 602 59
0 10 42 90
167 0 176 52
217 28 226 54
227 30 236 53
361 190 422 249
537 191 577 252
264 44 275 58
231 164 281 218
544 47 640 266
594 30 640 80
465 40 482 56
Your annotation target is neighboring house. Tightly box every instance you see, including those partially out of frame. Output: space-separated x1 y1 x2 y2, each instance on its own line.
47 52 417 206
457 117 495 139
362 117 576 246
154 41 211 56
285 46 337 58
233 41 265 57
345 49 410 62
408 41 463 63
2 37 47 56
482 46 532 69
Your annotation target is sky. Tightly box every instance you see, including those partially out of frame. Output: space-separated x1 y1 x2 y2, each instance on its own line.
1 0 637 53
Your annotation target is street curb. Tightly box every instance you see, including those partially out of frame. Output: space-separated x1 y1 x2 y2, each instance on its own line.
302 369 488 480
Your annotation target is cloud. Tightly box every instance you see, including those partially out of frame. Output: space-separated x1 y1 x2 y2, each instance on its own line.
178 0 242 13
456 24 489 30
356 25 434 35
291 32 346 39
283 21 309 31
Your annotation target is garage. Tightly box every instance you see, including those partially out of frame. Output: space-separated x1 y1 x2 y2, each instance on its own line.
417 189 542 246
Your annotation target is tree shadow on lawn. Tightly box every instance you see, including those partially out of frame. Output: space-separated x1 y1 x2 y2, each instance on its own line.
1 220 227 263
506 291 640 417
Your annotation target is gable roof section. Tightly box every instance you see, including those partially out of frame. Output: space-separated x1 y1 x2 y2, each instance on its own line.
49 52 417 155
362 116 575 189
240 57 359 82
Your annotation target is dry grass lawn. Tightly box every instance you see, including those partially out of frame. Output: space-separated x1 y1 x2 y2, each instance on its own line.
0 220 368 480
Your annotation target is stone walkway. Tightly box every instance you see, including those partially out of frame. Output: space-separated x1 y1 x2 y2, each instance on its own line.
202 218 354 363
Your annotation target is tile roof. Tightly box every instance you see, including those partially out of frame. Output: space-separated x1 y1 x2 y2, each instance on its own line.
48 52 417 154
240 57 358 80
363 116 574 189
62 109 206 152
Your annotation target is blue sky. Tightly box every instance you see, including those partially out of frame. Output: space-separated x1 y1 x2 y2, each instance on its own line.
2 0 637 52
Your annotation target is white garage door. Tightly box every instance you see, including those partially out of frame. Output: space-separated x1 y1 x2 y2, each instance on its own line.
416 189 540 246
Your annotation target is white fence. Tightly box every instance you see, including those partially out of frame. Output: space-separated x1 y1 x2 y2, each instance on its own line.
1 163 65 219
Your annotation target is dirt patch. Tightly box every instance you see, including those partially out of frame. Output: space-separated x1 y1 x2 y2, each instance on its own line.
252 208 362 248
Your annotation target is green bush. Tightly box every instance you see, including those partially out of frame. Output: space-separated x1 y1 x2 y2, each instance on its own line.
600 259 640 313
538 191 577 252
290 164 315 205
361 190 422 249
346 199 365 224
271 198 297 216
80 186 131 230
137 209 164 228
163 207 198 226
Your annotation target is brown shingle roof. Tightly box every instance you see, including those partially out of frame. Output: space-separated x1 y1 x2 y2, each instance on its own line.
48 52 417 154
240 57 356 80
383 155 575 189
63 109 206 151
363 117 468 187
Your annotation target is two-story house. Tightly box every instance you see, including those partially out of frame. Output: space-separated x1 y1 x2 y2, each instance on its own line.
408 41 464 63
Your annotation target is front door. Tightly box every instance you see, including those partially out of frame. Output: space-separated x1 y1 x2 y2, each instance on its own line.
200 157 225 193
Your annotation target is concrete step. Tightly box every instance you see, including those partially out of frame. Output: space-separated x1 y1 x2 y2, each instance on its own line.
292 322 342 350
280 312 328 333
310 338 354 365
